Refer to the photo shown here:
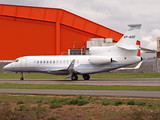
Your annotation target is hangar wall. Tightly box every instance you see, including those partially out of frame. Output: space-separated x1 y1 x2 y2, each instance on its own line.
0 4 123 60
0 16 56 59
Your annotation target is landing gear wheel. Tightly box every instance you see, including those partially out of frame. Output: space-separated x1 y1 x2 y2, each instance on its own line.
71 74 78 81
83 74 90 80
20 77 24 81
20 72 25 81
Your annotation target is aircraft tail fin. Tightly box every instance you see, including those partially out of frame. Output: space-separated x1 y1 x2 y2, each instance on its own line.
117 24 141 48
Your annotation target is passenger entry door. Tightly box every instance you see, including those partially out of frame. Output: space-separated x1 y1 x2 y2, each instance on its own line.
21 58 27 71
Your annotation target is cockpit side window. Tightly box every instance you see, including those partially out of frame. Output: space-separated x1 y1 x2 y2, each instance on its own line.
15 59 19 62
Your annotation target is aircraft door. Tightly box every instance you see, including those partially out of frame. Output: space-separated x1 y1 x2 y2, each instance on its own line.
21 58 27 71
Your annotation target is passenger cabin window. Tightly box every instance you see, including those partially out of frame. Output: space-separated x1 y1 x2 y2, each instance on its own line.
47 61 49 64
50 61 52 64
40 61 42 64
15 59 19 62
37 61 39 64
43 61 45 64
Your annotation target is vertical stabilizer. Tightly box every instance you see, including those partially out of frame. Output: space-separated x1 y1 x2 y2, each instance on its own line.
117 24 141 48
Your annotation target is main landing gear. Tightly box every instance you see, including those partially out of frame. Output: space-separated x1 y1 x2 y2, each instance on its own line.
20 72 24 81
71 73 78 81
83 74 90 80
71 73 90 81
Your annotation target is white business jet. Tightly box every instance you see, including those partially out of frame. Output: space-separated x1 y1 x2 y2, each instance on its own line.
3 24 143 81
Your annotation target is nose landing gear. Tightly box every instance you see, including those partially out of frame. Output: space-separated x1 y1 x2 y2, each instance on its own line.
20 72 24 80
20 77 24 80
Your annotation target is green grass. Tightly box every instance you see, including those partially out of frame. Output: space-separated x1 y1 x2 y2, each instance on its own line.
84 107 94 110
115 101 123 106
0 93 159 110
1 73 160 79
102 101 110 105
127 100 135 105
0 83 160 91
0 93 160 120
17 100 24 105
0 93 159 108
50 103 62 109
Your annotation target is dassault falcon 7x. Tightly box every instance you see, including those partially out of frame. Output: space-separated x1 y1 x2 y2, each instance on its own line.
3 24 143 81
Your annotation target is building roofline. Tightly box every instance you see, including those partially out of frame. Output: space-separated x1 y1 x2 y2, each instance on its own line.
0 4 123 41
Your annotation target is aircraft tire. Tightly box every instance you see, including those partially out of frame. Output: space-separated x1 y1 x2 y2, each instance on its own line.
20 77 24 80
71 75 78 80
83 74 90 80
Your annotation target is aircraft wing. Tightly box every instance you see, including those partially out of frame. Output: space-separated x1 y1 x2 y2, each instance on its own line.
46 60 77 79
65 59 76 79
117 61 143 70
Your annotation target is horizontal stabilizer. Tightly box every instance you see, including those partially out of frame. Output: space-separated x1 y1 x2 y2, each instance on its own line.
140 47 156 52
116 24 141 47
128 24 141 28
118 45 140 50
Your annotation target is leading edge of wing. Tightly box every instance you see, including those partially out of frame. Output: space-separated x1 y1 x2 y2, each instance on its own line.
45 59 77 79
46 60 76 73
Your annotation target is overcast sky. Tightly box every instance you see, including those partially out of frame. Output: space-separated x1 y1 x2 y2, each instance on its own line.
0 0 160 50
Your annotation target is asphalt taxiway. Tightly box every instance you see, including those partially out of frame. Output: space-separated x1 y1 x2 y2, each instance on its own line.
0 78 160 86
0 89 160 98
0 78 160 97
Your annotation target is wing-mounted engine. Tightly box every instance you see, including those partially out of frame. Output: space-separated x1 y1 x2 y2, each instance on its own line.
89 56 112 65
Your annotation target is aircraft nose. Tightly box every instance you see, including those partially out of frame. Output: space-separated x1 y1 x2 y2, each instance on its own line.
3 64 12 71
3 66 6 70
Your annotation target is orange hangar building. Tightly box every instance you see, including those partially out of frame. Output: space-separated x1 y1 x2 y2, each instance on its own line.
0 4 130 60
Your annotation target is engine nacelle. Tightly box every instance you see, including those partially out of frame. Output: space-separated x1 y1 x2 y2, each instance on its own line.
89 56 112 65
89 47 106 55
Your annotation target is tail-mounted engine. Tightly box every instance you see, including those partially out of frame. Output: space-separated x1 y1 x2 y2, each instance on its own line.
89 56 112 65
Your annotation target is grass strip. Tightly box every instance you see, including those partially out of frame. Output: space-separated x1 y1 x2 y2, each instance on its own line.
0 93 160 120
1 73 160 79
0 83 160 91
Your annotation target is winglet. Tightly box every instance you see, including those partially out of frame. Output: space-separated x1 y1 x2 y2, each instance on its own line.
117 61 143 70
134 61 143 69
65 59 76 79
67 59 75 70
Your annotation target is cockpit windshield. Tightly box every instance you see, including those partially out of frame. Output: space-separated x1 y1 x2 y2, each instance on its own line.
15 59 19 62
